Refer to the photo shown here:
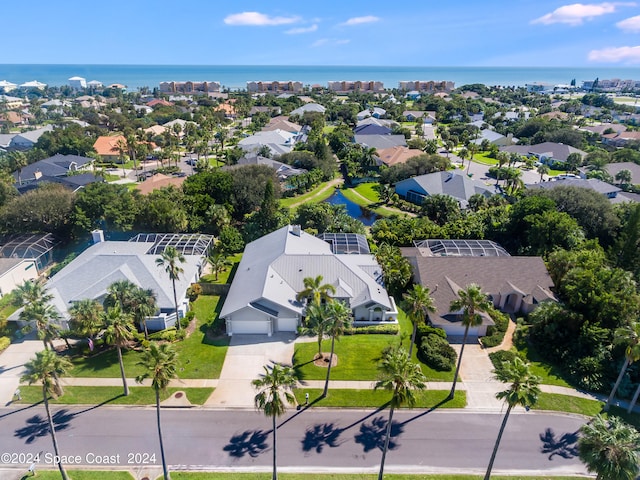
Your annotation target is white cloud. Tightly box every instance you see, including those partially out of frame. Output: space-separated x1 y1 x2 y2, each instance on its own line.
588 45 640 62
311 38 350 47
285 24 318 34
617 15 640 31
531 2 635 26
224 11 299 26
341 15 380 26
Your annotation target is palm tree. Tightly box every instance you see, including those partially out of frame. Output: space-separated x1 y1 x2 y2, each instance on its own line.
484 357 540 479
458 148 469 170
15 279 53 306
69 298 104 340
8 150 28 186
296 275 336 308
130 287 157 340
252 363 298 480
604 321 640 412
322 300 352 397
578 414 640 480
403 284 436 358
616 169 633 186
156 246 186 330
103 305 136 396
136 343 178 480
449 283 492 399
207 252 232 281
104 279 138 311
302 303 330 359
21 350 72 480
375 346 427 480
20 302 61 351
537 164 550 182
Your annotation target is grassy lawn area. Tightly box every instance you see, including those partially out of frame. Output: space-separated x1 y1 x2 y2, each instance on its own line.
17 386 214 406
200 253 242 284
70 295 228 379
340 187 398 218
514 344 573 388
294 309 455 382
352 182 380 203
0 291 19 320
22 472 133 480
293 388 466 409
280 179 338 208
323 125 336 134
534 393 603 416
103 174 121 182
471 153 498 166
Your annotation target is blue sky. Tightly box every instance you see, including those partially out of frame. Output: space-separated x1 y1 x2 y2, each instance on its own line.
4 1 640 66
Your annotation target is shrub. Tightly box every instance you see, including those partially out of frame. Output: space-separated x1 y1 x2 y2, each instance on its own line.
175 329 187 341
489 349 522 375
149 328 177 342
415 324 447 347
480 308 510 348
343 325 400 335
417 334 456 371
186 284 202 302
0 336 10 353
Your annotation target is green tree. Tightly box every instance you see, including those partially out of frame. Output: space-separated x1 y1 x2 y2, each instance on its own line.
21 350 73 480
136 343 178 480
207 252 232 282
8 150 28 185
104 279 138 311
374 346 427 480
69 298 103 340
322 300 352 397
103 305 136 396
537 164 549 182
302 303 330 359
403 284 436 357
155 246 186 331
252 363 298 480
20 302 61 351
449 284 492 399
604 321 640 411
484 357 541 480
129 287 157 341
578 415 640 480
616 169 633 186
296 275 336 307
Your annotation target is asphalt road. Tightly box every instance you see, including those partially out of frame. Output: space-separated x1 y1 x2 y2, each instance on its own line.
0 406 588 475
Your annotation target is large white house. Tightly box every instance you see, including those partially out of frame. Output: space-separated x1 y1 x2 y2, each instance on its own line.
220 225 398 336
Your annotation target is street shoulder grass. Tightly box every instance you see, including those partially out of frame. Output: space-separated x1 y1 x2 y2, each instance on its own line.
294 388 465 409
17 386 214 406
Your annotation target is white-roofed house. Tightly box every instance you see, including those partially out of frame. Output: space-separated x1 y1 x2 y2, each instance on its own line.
220 225 398 336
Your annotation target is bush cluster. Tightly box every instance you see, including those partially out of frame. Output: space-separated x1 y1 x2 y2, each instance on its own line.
480 308 510 348
417 333 456 371
343 325 400 335
0 336 10 353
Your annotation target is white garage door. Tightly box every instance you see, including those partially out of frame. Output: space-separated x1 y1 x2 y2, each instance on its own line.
276 317 298 332
229 320 270 335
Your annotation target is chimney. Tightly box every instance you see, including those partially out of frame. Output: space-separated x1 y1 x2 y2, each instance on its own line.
91 229 104 244
34 170 42 180
291 225 301 237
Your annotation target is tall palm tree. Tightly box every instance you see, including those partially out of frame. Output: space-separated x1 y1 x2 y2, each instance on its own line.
449 283 492 399
375 347 427 480
484 357 541 480
604 321 640 412
21 350 72 480
302 303 330 359
403 284 436 358
104 279 138 311
322 300 352 397
207 252 232 282
20 302 61 351
8 150 28 186
103 306 136 396
69 298 104 340
537 164 550 182
156 246 186 330
15 278 53 306
130 287 157 340
296 275 336 308
578 414 640 480
136 343 178 480
252 363 298 480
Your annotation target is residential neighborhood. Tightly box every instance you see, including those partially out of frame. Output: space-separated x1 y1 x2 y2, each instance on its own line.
1 71 640 480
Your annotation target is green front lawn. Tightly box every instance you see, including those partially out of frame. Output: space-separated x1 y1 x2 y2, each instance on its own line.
294 310 455 382
515 345 572 388
534 393 603 416
293 388 465 409
70 295 229 380
18 386 214 406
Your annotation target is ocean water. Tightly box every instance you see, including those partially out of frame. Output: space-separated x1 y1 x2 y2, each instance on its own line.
2 65 640 91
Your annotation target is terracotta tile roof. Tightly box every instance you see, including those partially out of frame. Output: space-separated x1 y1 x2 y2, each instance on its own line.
135 173 186 195
375 146 423 166
146 99 174 107
93 135 126 156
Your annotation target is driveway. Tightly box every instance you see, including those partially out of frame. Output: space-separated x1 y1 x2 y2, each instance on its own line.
0 338 43 406
205 333 296 407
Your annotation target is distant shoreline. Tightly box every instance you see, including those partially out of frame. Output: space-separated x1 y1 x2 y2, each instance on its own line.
1 64 640 90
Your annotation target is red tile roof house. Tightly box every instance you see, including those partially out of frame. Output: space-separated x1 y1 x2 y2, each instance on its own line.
93 135 127 163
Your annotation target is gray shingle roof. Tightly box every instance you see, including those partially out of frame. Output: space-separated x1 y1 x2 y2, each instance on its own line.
395 171 497 206
527 178 621 196
354 134 407 150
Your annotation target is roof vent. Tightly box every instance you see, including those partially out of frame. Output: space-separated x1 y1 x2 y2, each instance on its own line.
291 225 302 236
91 229 104 244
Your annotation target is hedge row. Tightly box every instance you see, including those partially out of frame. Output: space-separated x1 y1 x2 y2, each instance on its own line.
343 324 400 335
480 308 511 348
